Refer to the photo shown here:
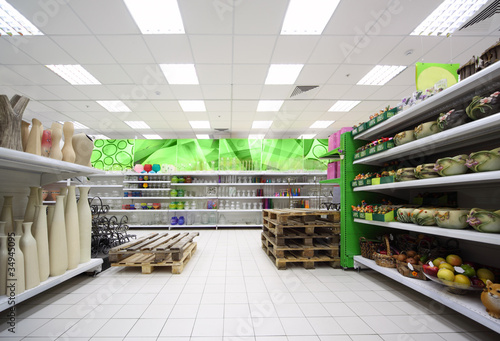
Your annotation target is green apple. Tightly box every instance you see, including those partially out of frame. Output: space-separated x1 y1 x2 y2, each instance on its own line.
460 264 476 277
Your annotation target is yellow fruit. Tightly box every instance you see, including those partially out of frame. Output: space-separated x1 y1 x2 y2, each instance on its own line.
433 257 446 267
454 274 471 287
438 262 454 272
477 268 495 281
446 254 462 266
437 268 455 282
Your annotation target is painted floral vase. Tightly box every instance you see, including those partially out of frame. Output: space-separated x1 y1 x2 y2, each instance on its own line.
414 121 441 139
411 208 437 226
466 147 500 172
396 168 417 182
41 129 52 157
437 109 470 131
467 208 500 233
434 155 469 176
394 130 415 146
415 164 439 179
435 209 470 229
466 91 500 120
396 207 415 223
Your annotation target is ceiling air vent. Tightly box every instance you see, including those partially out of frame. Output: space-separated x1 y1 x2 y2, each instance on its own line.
290 85 319 98
460 0 500 30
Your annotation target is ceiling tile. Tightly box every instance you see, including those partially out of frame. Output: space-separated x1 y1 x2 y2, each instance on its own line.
143 35 194 63
52 36 116 64
340 85 379 101
13 86 61 100
201 85 232 99
120 64 167 85
169 85 203 100
271 36 320 64
232 85 262 100
329 64 374 85
160 111 187 121
39 100 78 112
206 101 231 112
190 35 233 64
0 66 32 86
197 64 232 85
281 100 310 112
122 101 157 112
84 64 133 84
232 65 268 85
0 40 38 64
296 64 340 85
233 36 276 64
308 36 353 64
74 85 117 100
305 100 338 112
234 0 287 34
208 112 231 121
423 36 491 64
97 35 155 64
344 36 405 65
179 0 233 34
8 65 67 85
232 101 257 112
314 84 351 100
43 85 88 100
260 85 295 99
152 101 182 112
10 36 76 64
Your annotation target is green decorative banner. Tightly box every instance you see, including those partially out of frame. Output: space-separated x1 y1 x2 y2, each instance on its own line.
176 139 220 171
134 139 177 166
415 62 460 91
219 139 262 171
304 139 328 170
261 139 304 171
91 139 135 170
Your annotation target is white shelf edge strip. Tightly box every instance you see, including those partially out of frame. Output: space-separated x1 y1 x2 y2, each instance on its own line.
353 256 500 333
0 259 103 312
353 219 500 245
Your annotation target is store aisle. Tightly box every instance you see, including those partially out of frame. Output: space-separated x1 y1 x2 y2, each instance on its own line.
0 229 497 341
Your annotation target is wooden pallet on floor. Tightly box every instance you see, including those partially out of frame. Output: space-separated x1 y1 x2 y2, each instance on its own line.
111 242 197 274
261 231 339 258
263 223 340 243
108 232 199 262
262 227 340 246
263 209 340 225
262 239 340 270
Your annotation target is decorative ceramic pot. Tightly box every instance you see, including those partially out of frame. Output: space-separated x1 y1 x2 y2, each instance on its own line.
24 187 39 222
20 222 40 290
77 187 92 264
65 186 80 269
0 195 14 235
437 109 470 131
49 195 68 276
396 168 417 182
411 208 437 226
49 122 63 160
152 164 161 173
21 120 30 152
415 164 439 179
467 208 500 233
33 205 50 282
466 147 500 172
434 155 469 176
7 234 25 295
134 164 144 173
414 121 441 139
0 235 8 295
73 133 94 166
61 122 76 163
435 209 470 229
25 118 43 156
0 94 29 152
466 91 500 120
396 207 415 223
394 130 415 146
41 129 52 157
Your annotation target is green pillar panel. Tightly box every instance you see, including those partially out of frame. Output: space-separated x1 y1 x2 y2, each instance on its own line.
261 139 304 171
91 139 134 171
133 139 178 166
303 139 328 170
219 139 262 171
176 139 220 171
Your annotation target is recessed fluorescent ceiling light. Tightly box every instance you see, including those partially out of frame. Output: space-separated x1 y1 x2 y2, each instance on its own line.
281 0 340 35
328 100 361 112
265 64 303 84
411 0 487 36
196 134 210 139
124 0 185 34
248 134 265 139
92 134 109 140
125 121 151 129
357 65 406 86
0 0 43 36
310 121 334 129
299 134 316 139
46 65 100 85
189 121 210 129
58 121 89 130
160 64 199 84
179 100 206 112
97 100 131 112
252 121 273 129
257 100 284 112
143 134 161 139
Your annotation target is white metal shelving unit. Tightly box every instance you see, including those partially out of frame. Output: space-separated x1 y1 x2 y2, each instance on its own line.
0 148 104 310
351 63 500 333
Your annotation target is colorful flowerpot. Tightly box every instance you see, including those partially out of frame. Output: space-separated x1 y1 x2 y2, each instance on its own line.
396 207 415 223
467 208 500 233
435 209 470 229
434 155 469 176
466 147 500 172
414 121 441 139
466 91 500 120
394 130 415 146
438 109 470 131
415 164 439 179
411 208 437 226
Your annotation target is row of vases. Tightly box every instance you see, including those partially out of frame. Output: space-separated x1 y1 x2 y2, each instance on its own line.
0 185 92 296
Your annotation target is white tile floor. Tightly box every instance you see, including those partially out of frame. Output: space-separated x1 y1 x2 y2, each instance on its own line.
1 229 498 340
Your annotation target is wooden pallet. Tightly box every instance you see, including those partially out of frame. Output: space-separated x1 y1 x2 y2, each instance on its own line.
263 221 340 239
263 209 340 225
262 227 340 246
111 242 197 274
108 232 199 262
261 232 339 258
262 239 340 270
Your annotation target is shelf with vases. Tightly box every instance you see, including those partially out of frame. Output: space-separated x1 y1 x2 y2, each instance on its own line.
170 183 217 186
353 112 500 166
0 147 104 187
108 209 170 213
123 180 171 184
218 209 262 212
353 170 500 192
0 259 103 312
122 188 171 191
170 196 218 200
353 218 500 246
170 224 217 229
128 225 170 228
353 256 500 333
119 197 171 200
78 184 123 188
354 61 500 141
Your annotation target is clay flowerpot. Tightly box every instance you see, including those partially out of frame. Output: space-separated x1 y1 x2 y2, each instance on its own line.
437 109 470 131
466 91 500 120
466 147 500 172
435 209 470 229
467 208 500 233
41 129 52 157
414 121 441 139
411 208 438 226
394 130 415 146
415 164 439 179
434 155 469 176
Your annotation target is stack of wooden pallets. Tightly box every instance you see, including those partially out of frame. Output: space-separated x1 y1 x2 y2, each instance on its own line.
109 232 198 274
261 209 340 270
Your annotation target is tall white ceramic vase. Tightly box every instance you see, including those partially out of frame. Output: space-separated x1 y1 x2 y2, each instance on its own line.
47 205 55 233
65 186 80 269
0 234 8 295
0 196 14 235
77 187 91 263
49 195 68 276
24 187 39 222
7 234 25 295
33 205 50 282
20 222 40 290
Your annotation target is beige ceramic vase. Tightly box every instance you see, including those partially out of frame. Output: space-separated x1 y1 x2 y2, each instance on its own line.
0 196 14 235
14 219 24 236
21 120 30 152
33 205 50 282
77 187 92 263
49 195 68 276
0 233 8 295
47 205 55 233
60 187 68 209
7 234 25 295
24 187 39 223
49 122 63 160
73 133 94 167
61 122 76 163
25 118 43 156
65 186 80 269
20 222 40 290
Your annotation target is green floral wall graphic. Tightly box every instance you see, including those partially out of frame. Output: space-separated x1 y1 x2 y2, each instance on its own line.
219 139 262 170
262 139 304 171
304 139 328 170
91 139 135 170
134 139 177 166
176 139 220 171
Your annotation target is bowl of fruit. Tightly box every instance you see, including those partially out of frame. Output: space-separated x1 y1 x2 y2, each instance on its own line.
422 254 495 294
